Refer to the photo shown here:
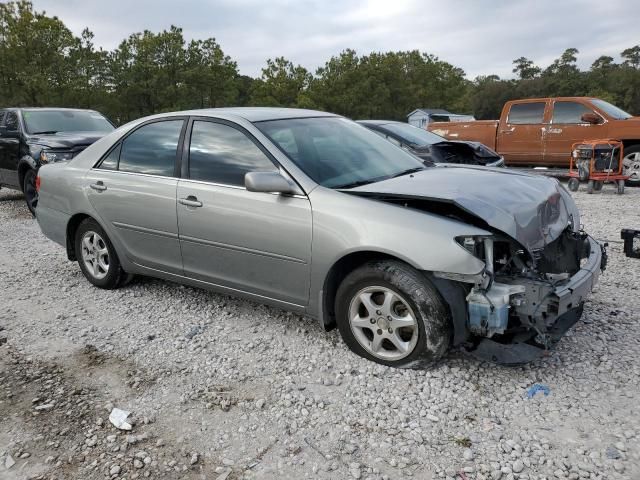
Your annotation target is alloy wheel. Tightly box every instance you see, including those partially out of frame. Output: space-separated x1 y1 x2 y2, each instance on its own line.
348 286 419 361
623 151 640 183
81 231 110 280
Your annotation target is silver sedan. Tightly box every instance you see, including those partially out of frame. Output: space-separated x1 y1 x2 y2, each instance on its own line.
35 108 605 367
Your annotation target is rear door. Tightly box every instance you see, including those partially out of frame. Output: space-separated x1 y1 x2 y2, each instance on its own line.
543 100 608 165
176 118 312 306
496 100 548 165
85 118 186 274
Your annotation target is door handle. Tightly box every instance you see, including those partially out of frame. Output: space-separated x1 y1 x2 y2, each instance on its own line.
90 181 107 191
179 196 203 208
500 127 515 134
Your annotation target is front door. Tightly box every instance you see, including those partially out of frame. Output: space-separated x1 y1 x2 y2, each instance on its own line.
176 119 312 306
543 100 608 165
496 100 548 165
86 119 186 274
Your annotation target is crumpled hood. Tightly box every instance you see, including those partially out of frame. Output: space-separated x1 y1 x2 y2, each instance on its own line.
349 165 580 253
27 131 107 149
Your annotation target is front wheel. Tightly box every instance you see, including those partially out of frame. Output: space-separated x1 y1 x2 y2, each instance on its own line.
335 260 451 368
75 218 129 289
23 169 38 216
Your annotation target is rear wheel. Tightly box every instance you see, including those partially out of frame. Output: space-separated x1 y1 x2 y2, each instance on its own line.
617 179 625 195
75 218 129 289
335 260 451 368
623 145 640 186
23 169 38 216
586 180 595 194
593 181 603 192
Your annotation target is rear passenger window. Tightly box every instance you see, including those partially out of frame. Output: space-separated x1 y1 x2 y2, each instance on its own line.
552 102 594 124
118 120 183 176
188 121 277 186
508 103 546 124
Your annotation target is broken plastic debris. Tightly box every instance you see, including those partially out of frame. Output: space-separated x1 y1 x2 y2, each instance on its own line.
526 384 550 398
109 408 133 430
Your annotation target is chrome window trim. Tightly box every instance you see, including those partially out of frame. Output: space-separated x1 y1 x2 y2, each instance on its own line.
179 177 307 199
88 168 177 181
89 168 308 199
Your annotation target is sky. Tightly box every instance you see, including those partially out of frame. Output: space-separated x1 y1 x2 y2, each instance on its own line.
33 0 640 79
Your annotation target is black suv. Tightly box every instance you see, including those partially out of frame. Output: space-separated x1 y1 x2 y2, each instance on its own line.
0 108 114 215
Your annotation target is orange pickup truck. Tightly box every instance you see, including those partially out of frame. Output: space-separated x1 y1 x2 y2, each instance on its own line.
428 97 640 184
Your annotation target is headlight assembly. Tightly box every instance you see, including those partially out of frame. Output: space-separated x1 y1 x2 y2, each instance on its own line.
39 150 73 164
455 235 493 259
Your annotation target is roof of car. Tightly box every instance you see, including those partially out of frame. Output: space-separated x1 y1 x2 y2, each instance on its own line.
357 120 402 126
185 107 338 122
4 107 101 112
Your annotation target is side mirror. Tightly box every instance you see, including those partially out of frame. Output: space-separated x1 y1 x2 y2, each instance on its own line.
581 112 601 124
245 171 295 194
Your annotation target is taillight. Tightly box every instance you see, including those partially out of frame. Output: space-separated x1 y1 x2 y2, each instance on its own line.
35 175 41 192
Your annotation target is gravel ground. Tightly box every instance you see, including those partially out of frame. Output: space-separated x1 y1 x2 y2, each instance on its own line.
1 181 639 480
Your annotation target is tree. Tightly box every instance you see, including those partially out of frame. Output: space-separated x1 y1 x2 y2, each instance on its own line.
512 57 541 80
249 57 312 107
621 46 640 69
0 1 78 106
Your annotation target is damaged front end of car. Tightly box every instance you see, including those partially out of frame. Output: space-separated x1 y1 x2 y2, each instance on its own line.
349 168 607 364
438 228 606 364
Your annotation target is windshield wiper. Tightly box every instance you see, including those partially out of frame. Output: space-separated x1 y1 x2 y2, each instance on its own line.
334 179 380 189
389 167 425 178
32 130 59 135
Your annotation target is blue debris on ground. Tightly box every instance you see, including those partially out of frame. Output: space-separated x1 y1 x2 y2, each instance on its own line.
526 383 551 399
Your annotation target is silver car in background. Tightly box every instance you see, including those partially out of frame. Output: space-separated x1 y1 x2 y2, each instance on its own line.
36 108 605 367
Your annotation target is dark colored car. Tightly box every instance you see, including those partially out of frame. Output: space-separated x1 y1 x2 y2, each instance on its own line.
358 120 504 167
0 108 114 214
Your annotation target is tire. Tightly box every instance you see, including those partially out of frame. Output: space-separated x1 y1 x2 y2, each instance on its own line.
22 168 38 216
593 181 603 192
586 180 594 194
617 179 625 195
623 145 640 186
335 260 451 368
567 178 580 192
75 218 129 289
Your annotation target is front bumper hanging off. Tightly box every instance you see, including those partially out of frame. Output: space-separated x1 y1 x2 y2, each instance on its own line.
470 237 606 365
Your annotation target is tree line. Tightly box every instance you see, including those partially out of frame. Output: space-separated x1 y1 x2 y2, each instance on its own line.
2 1 640 125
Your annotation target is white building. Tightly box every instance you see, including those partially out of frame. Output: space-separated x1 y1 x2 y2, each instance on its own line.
407 109 475 128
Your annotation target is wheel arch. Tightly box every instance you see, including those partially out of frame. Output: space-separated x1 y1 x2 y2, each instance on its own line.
66 212 96 261
622 140 640 149
320 250 467 344
17 156 38 192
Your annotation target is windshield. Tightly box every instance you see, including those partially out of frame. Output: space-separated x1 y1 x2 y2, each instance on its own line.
256 117 426 189
23 110 114 134
381 123 446 146
591 99 633 120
